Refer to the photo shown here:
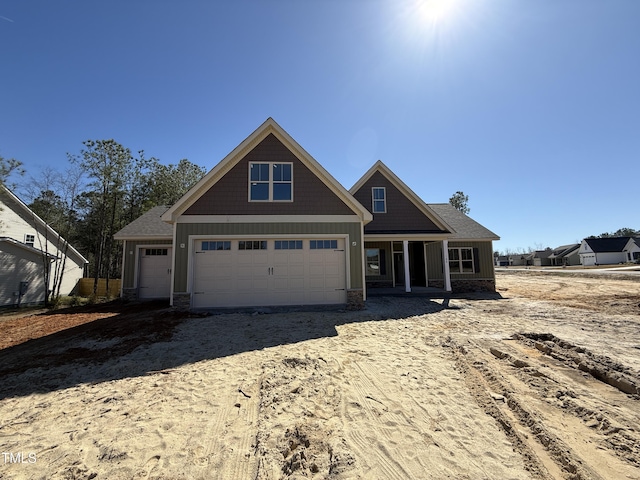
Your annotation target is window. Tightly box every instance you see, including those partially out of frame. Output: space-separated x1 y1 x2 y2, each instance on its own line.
249 162 293 201
366 248 381 276
202 241 231 251
448 247 474 273
145 248 168 256
310 239 338 250
275 240 303 250
25 234 35 247
239 240 267 250
372 187 386 213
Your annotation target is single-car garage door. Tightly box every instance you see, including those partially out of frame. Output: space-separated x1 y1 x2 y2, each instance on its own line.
192 238 346 308
139 247 172 299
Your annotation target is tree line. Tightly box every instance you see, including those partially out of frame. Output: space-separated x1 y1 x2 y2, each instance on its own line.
1 142 206 303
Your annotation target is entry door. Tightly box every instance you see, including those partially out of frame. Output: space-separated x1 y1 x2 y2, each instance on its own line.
139 247 172 299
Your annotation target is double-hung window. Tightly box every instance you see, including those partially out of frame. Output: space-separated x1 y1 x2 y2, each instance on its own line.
249 162 293 201
24 234 35 248
372 187 386 213
448 247 475 273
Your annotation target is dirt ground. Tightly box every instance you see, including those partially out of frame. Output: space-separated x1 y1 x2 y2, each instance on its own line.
0 271 639 479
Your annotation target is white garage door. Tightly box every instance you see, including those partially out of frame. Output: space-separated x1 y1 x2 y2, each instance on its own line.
139 247 172 299
192 238 347 308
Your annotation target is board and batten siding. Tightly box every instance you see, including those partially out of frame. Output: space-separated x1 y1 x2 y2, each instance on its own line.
174 222 363 292
122 239 173 289
425 241 495 280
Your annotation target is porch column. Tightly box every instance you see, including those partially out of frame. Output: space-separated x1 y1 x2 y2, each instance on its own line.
403 240 411 293
442 240 452 292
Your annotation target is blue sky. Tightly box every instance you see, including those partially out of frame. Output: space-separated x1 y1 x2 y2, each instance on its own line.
1 0 638 253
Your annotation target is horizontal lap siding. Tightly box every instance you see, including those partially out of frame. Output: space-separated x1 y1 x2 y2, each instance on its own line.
426 241 495 280
122 239 172 288
174 222 363 292
184 134 354 216
353 171 444 233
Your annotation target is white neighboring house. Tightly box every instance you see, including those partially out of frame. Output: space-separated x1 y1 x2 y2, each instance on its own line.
0 186 88 306
623 237 640 263
579 237 631 266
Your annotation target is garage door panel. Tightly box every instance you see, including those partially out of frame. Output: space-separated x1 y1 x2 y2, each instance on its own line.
192 238 346 308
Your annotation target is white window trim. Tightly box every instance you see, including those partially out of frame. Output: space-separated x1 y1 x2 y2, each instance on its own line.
371 187 386 213
448 247 475 274
248 162 294 202
24 233 35 247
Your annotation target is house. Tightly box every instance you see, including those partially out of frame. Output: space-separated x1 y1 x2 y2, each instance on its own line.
114 118 499 310
548 244 581 266
350 161 498 293
623 237 640 263
0 186 88 306
579 237 631 266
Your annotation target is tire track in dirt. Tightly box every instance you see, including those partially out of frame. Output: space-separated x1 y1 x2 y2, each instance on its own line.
452 334 640 480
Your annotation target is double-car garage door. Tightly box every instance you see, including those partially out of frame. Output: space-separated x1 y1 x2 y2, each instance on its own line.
192 238 347 308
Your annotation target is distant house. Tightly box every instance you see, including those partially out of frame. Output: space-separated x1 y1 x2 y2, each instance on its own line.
579 237 632 266
548 244 580 266
0 186 88 306
529 249 553 267
623 237 640 263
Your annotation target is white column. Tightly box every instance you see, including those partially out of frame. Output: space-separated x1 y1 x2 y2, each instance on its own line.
403 240 411 293
442 240 452 292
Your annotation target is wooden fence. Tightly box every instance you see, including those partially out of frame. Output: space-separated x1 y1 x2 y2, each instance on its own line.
74 278 121 297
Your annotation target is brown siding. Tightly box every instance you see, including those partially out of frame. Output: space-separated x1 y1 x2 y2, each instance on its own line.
353 171 446 234
185 134 354 216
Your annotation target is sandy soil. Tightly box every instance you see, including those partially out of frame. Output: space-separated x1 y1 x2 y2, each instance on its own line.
0 272 639 479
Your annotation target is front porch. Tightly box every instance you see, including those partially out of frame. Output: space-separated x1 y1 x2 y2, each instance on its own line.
364 239 452 294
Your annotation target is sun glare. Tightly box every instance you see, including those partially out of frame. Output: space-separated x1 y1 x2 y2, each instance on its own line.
416 0 457 24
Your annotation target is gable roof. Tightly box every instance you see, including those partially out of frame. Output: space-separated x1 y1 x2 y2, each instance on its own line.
0 186 88 264
548 243 580 259
113 206 172 240
162 118 372 224
583 237 631 253
350 160 453 233
427 204 500 241
0 236 57 259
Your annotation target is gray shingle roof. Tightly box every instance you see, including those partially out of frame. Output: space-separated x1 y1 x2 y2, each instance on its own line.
113 206 172 239
427 204 500 240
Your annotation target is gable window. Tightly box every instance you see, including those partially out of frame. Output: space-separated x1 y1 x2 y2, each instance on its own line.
372 187 386 213
448 247 475 274
24 234 35 247
249 162 293 202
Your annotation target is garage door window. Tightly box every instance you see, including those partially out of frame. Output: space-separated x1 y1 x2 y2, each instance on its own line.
239 240 268 250
145 248 168 256
310 240 338 249
275 240 303 250
202 241 231 251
